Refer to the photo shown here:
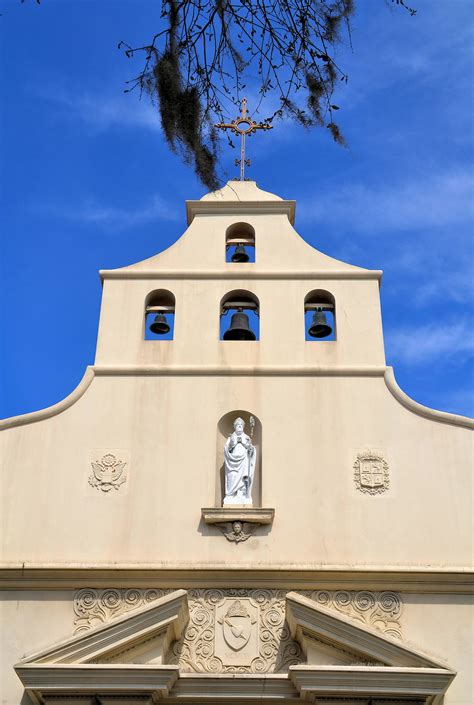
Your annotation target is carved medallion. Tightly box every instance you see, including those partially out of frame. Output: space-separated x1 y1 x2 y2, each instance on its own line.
89 453 127 492
215 599 258 665
354 450 389 495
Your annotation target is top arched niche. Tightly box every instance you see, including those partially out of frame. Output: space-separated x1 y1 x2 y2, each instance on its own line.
225 222 256 263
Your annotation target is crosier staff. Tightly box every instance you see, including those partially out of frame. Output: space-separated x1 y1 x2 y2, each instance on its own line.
243 416 256 498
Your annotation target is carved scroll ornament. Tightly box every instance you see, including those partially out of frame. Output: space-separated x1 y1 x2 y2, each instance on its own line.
73 588 403 673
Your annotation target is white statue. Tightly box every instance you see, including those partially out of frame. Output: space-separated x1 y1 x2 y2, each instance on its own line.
223 417 256 506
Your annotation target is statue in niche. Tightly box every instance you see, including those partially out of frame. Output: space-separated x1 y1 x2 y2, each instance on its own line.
223 417 256 506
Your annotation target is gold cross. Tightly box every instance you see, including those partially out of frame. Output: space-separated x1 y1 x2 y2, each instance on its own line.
215 98 273 180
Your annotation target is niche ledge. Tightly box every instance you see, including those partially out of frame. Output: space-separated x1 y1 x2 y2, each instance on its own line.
201 507 275 543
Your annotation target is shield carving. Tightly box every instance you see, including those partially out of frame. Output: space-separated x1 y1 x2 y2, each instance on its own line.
360 458 384 488
354 450 389 495
218 600 253 651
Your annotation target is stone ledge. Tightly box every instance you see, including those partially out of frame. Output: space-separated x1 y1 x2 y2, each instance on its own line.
201 508 275 542
201 507 275 524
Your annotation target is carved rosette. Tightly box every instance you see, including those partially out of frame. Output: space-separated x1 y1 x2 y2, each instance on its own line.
73 588 403 670
353 450 390 495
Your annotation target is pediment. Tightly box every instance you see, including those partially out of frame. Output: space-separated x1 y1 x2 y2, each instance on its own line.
15 589 455 705
285 592 445 668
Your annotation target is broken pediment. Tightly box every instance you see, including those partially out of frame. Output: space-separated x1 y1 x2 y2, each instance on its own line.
15 589 455 705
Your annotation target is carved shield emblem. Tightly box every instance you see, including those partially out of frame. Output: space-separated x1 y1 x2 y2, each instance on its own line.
218 600 255 651
354 451 389 495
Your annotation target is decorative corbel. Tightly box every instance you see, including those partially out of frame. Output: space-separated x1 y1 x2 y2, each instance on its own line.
201 507 274 542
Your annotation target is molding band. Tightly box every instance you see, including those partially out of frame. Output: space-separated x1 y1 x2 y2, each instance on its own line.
0 367 95 430
99 269 383 280
93 365 387 377
1 366 471 431
1 567 472 593
185 198 296 224
384 367 474 430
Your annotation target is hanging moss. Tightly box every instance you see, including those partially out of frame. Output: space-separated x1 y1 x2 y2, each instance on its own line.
145 52 219 191
121 0 416 186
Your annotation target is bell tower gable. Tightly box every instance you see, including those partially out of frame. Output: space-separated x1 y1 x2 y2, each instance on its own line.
95 180 385 369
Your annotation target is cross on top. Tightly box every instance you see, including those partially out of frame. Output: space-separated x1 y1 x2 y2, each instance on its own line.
215 99 273 181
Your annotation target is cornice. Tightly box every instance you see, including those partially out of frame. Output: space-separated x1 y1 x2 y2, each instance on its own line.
99 269 382 280
93 365 387 377
289 665 455 701
15 663 179 696
185 198 296 224
1 566 472 593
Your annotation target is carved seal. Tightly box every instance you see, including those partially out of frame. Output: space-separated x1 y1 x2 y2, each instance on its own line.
89 453 127 492
354 450 389 495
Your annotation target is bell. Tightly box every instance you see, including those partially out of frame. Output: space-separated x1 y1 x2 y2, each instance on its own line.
231 244 249 263
308 310 332 338
223 310 256 340
149 313 170 335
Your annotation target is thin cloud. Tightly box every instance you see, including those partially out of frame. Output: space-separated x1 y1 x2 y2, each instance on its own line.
44 194 178 231
39 86 161 133
298 169 474 232
386 319 474 365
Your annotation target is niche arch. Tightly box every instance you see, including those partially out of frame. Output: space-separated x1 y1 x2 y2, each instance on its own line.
225 222 256 262
144 289 176 340
220 290 260 340
215 410 262 507
304 289 336 341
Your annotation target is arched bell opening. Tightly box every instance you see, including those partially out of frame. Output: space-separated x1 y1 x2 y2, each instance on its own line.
225 222 256 263
144 289 176 340
216 410 262 507
304 290 336 341
220 290 259 341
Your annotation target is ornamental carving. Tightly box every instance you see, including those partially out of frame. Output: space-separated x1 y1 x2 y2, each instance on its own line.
217 521 258 542
300 589 403 640
215 599 259 665
73 589 172 633
169 589 303 673
88 453 127 492
353 450 389 495
73 588 403 672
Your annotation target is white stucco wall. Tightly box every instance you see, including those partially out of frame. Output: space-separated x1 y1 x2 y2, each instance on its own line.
1 181 472 704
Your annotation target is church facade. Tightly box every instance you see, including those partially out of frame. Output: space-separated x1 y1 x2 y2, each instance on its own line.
1 180 472 704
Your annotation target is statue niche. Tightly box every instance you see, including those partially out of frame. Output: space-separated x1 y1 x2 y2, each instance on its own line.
217 411 262 508
224 417 256 505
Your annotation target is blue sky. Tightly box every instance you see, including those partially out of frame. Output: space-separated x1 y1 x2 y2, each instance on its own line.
1 0 473 419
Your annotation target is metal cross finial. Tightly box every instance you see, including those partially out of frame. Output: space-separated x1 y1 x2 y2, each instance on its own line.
215 98 273 181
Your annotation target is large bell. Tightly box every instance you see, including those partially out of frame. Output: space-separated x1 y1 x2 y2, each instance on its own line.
231 244 249 263
223 310 256 340
308 310 332 338
149 313 170 335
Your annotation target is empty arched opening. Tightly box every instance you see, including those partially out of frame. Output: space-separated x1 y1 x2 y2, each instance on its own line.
225 222 256 263
304 290 336 341
216 410 262 507
220 290 259 341
144 289 176 340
